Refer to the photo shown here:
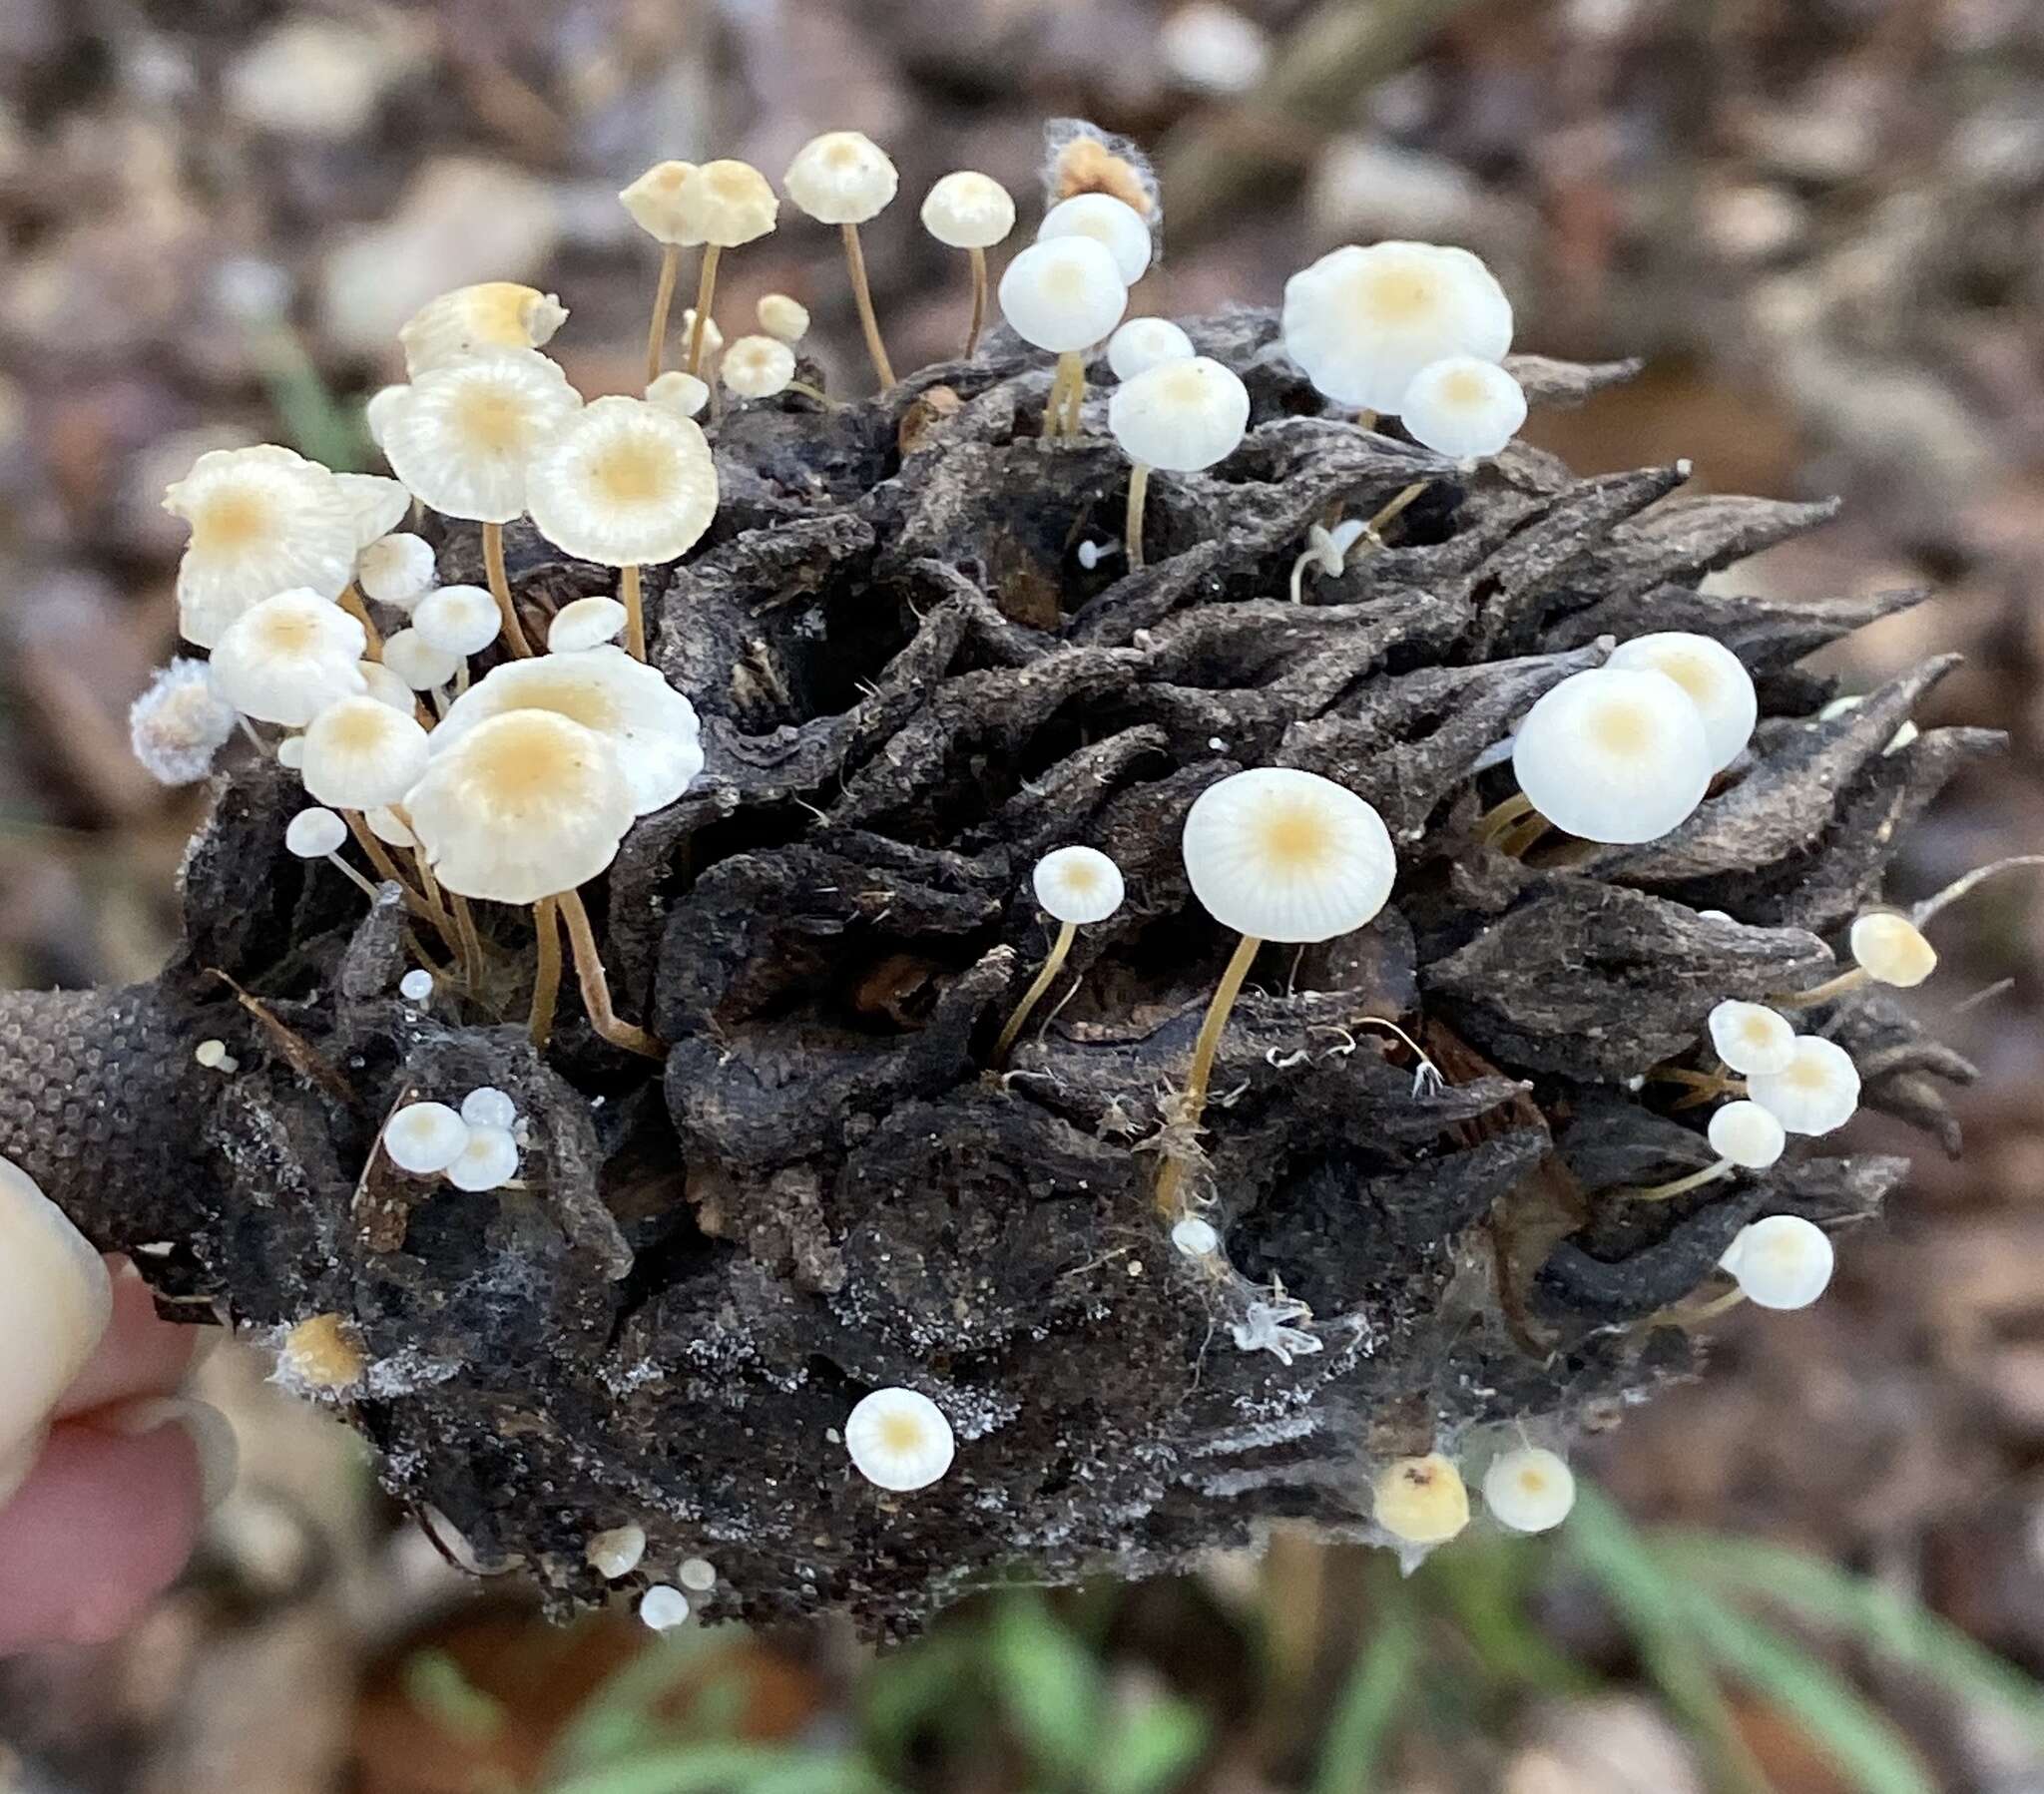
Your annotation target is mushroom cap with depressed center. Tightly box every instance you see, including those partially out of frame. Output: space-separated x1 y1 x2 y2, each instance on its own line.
757 292 810 342
1511 666 1714 845
382 627 461 692
783 132 897 224
432 647 704 816
1182 766 1395 944
1108 355 1250 472
1039 193 1153 284
1708 999 1795 1076
525 395 718 568
383 1101 467 1173
1708 1099 1786 1169
1607 632 1757 772
1746 1034 1859 1136
379 349 583 524
357 532 436 609
548 596 629 654
165 444 359 648
844 1387 955 1492
0 1154 114 1471
998 236 1129 353
397 282 569 378
1398 355 1527 460
1281 240 1513 412
677 158 779 245
1107 316 1195 380
721 335 797 399
618 160 701 245
1032 845 1126 925
645 371 709 419
284 805 349 859
404 708 636 904
335 472 411 548
300 694 430 811
446 1123 520 1192
920 171 1015 249
1481 1447 1576 1534
210 588 368 725
1720 1214 1834 1310
412 584 502 659
1850 911 1937 988
1373 1453 1469 1545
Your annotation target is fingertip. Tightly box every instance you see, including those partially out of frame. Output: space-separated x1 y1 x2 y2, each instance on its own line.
0 1156 113 1458
54 1259 211 1420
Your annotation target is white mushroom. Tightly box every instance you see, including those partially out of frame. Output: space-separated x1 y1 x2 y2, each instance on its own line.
356 532 437 610
1107 355 1249 568
1607 633 1758 772
548 597 630 655
300 694 430 811
210 589 368 726
1107 317 1195 381
1746 1035 1859 1136
998 237 1129 440
382 1101 468 1175
1038 192 1153 285
721 335 797 400
1719 1214 1834 1310
844 1388 955 1493
757 293 810 343
1708 1000 1796 1076
396 283 568 378
994 847 1129 1063
1398 355 1527 461
1509 667 1714 845
412 585 503 660
785 133 899 388
920 171 1016 355
1481 1447 1576 1534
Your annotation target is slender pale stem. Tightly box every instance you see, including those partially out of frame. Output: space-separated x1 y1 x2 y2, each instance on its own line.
964 246 989 357
481 522 534 658
557 888 663 1059
1288 550 1316 605
786 379 834 406
1620 1159 1736 1202
1355 409 1379 432
993 919 1078 1064
1062 352 1086 436
1364 479 1428 543
323 852 382 902
1041 354 1073 439
645 242 681 387
529 896 564 1052
341 809 453 939
1498 813 1551 859
1774 965 1870 1008
841 224 895 389
684 245 722 377
1125 463 1151 570
1154 933 1264 1219
449 893 485 991
620 563 646 663
1476 791 1535 844
336 583 382 659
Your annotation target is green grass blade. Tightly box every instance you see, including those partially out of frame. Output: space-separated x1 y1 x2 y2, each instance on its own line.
1096 1695 1209 1794
989 1592 1107 1786
1308 1596 1420 1794
544 1743 894 1794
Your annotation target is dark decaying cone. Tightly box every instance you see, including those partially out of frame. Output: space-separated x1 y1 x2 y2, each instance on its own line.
0 309 1998 1633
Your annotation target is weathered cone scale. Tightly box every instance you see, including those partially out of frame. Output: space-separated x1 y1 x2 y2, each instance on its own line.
0 310 1995 1632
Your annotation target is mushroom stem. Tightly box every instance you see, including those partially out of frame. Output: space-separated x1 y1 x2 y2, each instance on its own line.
840 224 895 390
1497 813 1551 859
448 893 485 990
481 523 535 659
1355 409 1379 432
645 242 682 387
323 852 383 904
1124 463 1152 570
1912 854 2044 927
684 245 723 378
620 564 647 663
1287 550 1318 605
1774 965 1870 1008
992 919 1078 1064
336 584 383 660
1154 933 1264 1219
1041 354 1074 439
964 246 989 357
529 896 564 1052
1062 352 1087 436
786 380 835 407
1671 1285 1748 1327
557 887 664 1059
1619 1159 1737 1202
1476 791 1535 843
1363 479 1428 545
342 810 456 942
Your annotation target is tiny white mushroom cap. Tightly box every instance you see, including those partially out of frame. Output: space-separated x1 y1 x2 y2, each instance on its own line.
920 171 1015 249
998 236 1129 353
1373 1453 1470 1546
1281 241 1513 412
1181 767 1396 944
1482 1447 1576 1534
1107 316 1195 380
0 1154 114 1468
1720 1214 1834 1310
619 161 702 246
549 596 630 655
783 132 897 224
446 1123 520 1192
211 589 368 725
336 473 412 548
845 1387 955 1493
677 159 779 247
1708 1099 1787 1169
432 649 703 816
379 349 583 525
404 708 635 904
399 968 434 1002
1039 193 1153 284
461 1087 518 1130
1708 1000 1796 1076
367 805 414 846
357 532 437 610
586 1523 647 1579
1510 667 1714 845
382 628 462 692
526 396 718 568
383 1102 468 1174
397 283 570 378
1608 632 1758 772
130 659 238 786
412 585 503 659
195 1039 232 1070
285 805 348 858
1033 846 1126 925
645 371 710 420
301 694 431 811
757 293 810 343
1109 355 1250 472
722 335 797 400
1171 1215 1220 1257
639 1585 691 1631
277 735 307 770
680 309 724 359
1850 912 1937 988
1747 1035 1860 1136
1398 355 1527 460
677 1557 717 1592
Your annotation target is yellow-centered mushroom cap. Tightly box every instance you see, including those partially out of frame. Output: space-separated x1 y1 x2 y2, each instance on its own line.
378 349 583 525
619 161 702 246
525 395 718 568
920 171 1015 249
678 159 779 246
783 132 897 225
209 588 368 726
1373 1453 1470 1545
1849 911 1937 988
397 282 569 378
1181 766 1395 943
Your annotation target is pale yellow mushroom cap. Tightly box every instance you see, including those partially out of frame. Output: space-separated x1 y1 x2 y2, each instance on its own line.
1033 846 1126 925
378 349 584 524
1747 1034 1860 1136
165 444 360 649
1481 1447 1575 1534
1108 355 1249 472
525 395 718 568
1181 766 1396 943
430 647 704 816
397 282 570 379
783 131 897 225
721 334 796 399
844 1387 955 1492
757 292 810 342
646 371 711 419
1398 355 1527 460
998 236 1128 353
549 595 630 654
0 1154 113 1483
279 1313 367 1391
1374 1453 1470 1545
1708 1000 1795 1076
1709 1099 1787 1169
1511 667 1713 845
1608 632 1757 772
1039 192 1153 284
920 171 1016 249
300 693 430 810
678 159 779 246
412 584 503 658
1720 1214 1834 1310
405 707 636 903
335 472 412 548
209 588 368 725
1850 911 1937 988
619 160 702 246
587 1524 648 1578
1107 316 1195 381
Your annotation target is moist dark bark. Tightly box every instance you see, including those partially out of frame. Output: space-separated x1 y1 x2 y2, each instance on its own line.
0 309 1993 1634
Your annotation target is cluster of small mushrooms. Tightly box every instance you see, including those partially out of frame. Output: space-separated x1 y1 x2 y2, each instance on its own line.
80 117 1987 1602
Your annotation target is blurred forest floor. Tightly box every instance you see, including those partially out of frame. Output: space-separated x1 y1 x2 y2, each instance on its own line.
4 0 2044 1788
